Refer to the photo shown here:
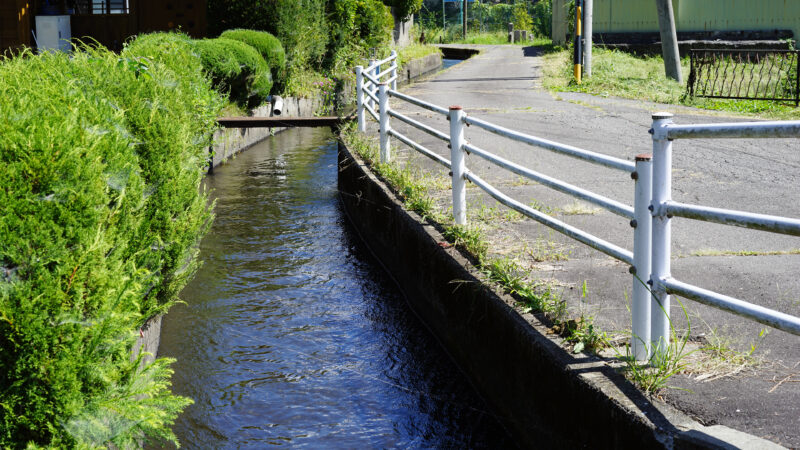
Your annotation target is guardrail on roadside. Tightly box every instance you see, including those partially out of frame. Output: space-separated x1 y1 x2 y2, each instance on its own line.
354 55 800 360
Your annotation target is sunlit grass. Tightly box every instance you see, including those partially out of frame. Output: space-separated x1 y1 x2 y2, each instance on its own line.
542 46 800 119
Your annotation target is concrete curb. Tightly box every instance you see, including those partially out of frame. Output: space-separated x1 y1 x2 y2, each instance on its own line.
336 140 784 450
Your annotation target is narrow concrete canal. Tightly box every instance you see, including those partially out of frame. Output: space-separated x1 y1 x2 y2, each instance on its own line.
158 127 515 447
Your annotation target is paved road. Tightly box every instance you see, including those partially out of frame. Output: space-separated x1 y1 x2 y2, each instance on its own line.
375 45 800 447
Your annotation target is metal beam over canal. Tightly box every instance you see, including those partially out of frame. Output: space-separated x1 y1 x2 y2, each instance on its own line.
217 116 354 129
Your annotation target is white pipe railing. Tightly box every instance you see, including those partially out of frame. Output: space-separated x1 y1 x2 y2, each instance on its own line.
464 115 636 173
353 61 800 362
389 90 450 116
649 112 800 354
388 110 450 142
463 142 635 219
464 168 635 265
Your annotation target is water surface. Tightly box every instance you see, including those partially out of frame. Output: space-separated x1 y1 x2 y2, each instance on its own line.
159 128 515 448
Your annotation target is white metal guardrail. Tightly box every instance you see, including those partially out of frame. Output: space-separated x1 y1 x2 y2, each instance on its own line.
354 56 800 360
649 113 800 352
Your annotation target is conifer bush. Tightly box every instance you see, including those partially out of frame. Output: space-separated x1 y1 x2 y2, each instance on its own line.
219 29 286 85
192 37 273 108
0 37 222 447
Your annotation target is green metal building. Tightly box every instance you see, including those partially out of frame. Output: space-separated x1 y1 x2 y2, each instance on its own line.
553 0 799 44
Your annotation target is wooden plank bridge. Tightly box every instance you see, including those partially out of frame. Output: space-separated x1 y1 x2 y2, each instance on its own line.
217 116 355 128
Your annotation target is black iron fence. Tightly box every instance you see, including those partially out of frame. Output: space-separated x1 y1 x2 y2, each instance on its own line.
688 49 800 106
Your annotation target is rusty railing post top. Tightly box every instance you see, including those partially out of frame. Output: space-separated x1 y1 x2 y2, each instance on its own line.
635 154 653 161
652 112 673 120
449 105 463 111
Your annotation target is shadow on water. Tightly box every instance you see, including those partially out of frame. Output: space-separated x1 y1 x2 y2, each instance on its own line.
158 127 516 448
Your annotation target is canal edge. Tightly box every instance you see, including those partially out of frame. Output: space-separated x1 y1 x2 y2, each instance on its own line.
336 139 784 450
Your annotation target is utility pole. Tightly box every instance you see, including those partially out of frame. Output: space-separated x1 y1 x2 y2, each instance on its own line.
462 0 468 39
583 0 593 77
655 0 682 82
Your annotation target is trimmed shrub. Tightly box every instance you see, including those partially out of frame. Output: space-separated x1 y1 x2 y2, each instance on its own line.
220 29 286 85
193 37 273 108
0 39 222 447
207 0 329 75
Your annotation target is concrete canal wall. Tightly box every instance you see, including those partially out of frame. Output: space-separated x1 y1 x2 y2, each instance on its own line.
336 140 777 449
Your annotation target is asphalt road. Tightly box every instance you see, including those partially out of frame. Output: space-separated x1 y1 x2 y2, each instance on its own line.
374 44 800 447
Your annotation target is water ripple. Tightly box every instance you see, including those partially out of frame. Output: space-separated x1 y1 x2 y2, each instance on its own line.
158 128 515 448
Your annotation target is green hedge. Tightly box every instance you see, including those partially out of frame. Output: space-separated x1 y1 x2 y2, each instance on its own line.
0 36 222 447
208 0 329 75
220 29 286 85
193 37 273 109
326 0 393 73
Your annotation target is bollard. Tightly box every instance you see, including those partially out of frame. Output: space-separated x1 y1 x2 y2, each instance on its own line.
355 66 365 132
650 112 674 357
573 0 583 84
449 106 467 226
390 50 398 91
631 154 653 361
378 83 391 163
508 22 514 43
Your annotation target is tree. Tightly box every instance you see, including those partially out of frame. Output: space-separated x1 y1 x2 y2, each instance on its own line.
383 0 424 20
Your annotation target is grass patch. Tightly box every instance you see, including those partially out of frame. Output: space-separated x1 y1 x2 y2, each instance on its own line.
397 43 442 66
425 29 551 47
542 46 800 120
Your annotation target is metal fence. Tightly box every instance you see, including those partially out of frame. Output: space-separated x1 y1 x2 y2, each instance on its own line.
688 49 800 106
355 55 800 360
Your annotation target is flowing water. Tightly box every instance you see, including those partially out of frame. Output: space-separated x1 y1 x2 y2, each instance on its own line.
443 58 465 70
158 127 515 448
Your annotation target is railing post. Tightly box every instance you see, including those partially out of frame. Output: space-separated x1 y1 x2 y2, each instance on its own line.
378 83 391 163
650 112 674 357
795 50 799 106
355 65 365 133
367 58 376 112
449 106 467 225
390 50 398 91
631 153 653 361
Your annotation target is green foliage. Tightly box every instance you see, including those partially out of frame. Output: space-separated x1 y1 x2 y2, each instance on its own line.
383 0 423 21
220 29 286 85
326 0 393 75
0 39 219 446
208 0 329 79
192 37 273 108
530 0 552 37
512 1 533 32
